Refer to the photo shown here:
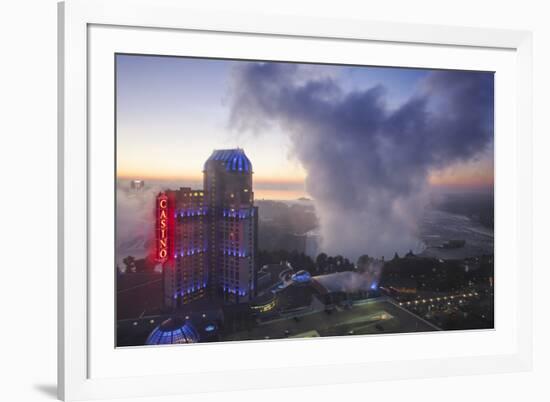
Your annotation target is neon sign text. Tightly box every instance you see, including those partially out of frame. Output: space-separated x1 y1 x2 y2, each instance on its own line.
156 193 169 263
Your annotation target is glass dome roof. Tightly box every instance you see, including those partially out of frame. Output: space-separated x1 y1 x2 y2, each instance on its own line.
204 148 252 173
145 317 199 345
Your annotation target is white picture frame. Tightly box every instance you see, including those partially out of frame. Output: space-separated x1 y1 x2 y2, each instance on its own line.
58 0 533 400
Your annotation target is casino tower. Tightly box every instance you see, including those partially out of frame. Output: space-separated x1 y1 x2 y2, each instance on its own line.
161 148 258 308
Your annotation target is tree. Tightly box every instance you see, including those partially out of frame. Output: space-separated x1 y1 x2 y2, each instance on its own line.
316 253 327 266
356 254 371 272
326 256 335 273
123 255 136 273
316 253 328 272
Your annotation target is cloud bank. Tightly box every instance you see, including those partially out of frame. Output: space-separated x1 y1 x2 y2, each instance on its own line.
228 63 493 260
116 181 171 268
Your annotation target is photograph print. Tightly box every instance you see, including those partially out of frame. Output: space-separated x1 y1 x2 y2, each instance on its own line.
115 54 494 347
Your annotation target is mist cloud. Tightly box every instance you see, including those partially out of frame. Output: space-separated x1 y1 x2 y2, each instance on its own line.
228 63 493 260
116 182 168 268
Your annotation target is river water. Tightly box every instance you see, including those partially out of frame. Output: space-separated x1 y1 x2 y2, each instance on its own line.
418 209 494 259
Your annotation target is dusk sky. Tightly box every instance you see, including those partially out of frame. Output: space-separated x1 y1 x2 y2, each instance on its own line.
116 54 493 200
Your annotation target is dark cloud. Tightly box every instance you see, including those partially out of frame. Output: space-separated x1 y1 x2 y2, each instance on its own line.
229 63 493 260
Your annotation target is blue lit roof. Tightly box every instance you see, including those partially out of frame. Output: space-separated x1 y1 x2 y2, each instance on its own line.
145 318 199 345
291 270 312 283
205 148 252 173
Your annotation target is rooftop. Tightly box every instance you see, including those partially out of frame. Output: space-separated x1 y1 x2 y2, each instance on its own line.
205 148 252 173
223 298 440 341
312 271 375 295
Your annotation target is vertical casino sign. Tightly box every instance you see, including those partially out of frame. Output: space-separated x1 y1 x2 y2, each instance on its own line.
156 192 173 264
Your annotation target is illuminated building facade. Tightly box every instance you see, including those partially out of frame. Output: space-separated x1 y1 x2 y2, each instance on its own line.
159 148 258 308
161 188 208 308
204 149 258 304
